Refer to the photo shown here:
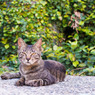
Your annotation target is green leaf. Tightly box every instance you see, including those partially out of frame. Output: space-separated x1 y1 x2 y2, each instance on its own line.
54 47 63 53
68 53 75 61
12 46 16 49
79 63 86 67
5 44 9 49
69 41 78 49
91 49 95 55
51 16 56 20
74 33 79 40
79 21 84 26
48 53 54 57
53 45 58 51
73 61 79 67
1 39 7 44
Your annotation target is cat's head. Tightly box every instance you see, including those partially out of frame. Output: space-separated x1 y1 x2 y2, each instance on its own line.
18 38 42 66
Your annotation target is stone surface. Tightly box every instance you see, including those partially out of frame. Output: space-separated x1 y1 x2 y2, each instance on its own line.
0 75 95 95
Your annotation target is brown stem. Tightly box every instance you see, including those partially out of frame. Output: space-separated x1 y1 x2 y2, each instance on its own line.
68 67 86 75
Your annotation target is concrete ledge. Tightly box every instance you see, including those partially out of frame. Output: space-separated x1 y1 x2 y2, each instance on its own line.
0 75 95 95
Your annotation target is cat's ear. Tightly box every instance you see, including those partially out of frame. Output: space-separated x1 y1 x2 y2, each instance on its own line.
33 38 42 50
18 38 27 50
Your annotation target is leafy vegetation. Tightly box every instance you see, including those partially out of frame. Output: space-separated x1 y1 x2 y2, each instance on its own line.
0 0 95 75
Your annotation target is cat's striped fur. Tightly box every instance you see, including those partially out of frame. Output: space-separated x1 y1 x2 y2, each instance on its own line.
1 38 66 87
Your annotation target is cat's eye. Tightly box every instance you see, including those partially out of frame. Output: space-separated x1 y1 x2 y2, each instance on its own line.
32 53 39 59
19 54 23 58
32 53 36 55
19 52 26 58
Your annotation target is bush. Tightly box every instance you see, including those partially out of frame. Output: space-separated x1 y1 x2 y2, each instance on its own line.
0 0 95 75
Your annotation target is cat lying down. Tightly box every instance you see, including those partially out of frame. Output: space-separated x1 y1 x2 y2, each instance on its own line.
1 38 66 87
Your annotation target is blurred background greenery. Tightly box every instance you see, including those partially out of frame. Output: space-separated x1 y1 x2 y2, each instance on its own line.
0 0 95 75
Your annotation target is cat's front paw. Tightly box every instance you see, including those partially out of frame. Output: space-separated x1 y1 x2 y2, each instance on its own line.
25 79 43 87
1 73 10 80
15 80 24 86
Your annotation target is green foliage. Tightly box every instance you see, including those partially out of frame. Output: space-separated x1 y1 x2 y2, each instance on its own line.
0 0 95 76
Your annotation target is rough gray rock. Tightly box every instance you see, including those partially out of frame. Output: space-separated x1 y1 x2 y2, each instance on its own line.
0 75 95 95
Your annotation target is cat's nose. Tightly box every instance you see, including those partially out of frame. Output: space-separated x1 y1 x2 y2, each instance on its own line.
26 58 30 61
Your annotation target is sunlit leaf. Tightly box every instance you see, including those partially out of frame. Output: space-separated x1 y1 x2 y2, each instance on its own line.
5 44 9 49
91 50 95 55
68 53 75 61
73 61 79 67
53 45 58 51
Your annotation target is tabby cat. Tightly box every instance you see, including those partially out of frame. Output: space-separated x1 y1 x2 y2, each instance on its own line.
1 38 66 87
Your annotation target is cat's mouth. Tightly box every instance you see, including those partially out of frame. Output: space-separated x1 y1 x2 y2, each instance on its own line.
24 61 31 65
25 61 34 65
